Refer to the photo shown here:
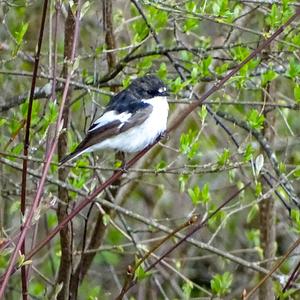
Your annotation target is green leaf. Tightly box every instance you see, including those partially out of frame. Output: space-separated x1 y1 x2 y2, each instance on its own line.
211 272 233 296
45 101 58 124
122 76 131 88
182 281 193 299
188 185 200 206
12 22 29 56
80 1 91 19
171 76 184 94
31 100 41 125
292 33 300 47
217 149 230 166
183 18 198 33
199 56 212 77
291 209 300 234
157 63 167 79
29 281 44 297
155 160 167 172
148 7 168 32
179 174 190 192
293 168 300 178
185 2 197 13
279 162 286 173
107 228 124 244
198 105 207 123
130 16 149 42
246 229 260 247
179 129 201 160
47 212 57 228
208 203 226 228
243 144 254 162
286 57 300 78
188 183 210 206
21 100 29 117
261 69 277 86
201 183 210 203
212 0 229 17
0 118 7 128
114 160 122 168
266 4 281 28
231 46 250 62
247 204 259 223
247 109 265 131
138 56 153 70
135 263 152 281
294 85 300 102
12 143 23 156
215 62 229 75
102 213 110 226
255 181 262 197
190 66 198 80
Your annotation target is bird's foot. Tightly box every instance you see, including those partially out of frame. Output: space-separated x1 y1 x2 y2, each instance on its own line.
120 162 129 173
158 130 169 142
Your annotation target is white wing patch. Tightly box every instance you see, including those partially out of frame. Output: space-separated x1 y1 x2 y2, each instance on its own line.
88 110 131 132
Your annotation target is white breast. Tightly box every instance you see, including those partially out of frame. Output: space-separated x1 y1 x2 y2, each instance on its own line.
87 96 169 153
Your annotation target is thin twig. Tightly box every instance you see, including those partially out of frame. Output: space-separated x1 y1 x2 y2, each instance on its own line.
244 237 300 299
277 259 300 299
116 182 251 299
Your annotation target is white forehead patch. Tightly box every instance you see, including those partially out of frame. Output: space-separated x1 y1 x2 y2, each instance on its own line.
158 87 167 93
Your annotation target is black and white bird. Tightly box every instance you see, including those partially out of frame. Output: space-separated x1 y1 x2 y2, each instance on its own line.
59 75 169 166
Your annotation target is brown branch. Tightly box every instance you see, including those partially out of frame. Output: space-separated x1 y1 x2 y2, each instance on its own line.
103 0 116 72
55 2 77 299
258 22 276 297
19 1 49 299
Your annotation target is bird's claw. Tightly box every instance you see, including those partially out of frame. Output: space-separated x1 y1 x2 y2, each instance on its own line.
158 131 169 141
120 162 128 173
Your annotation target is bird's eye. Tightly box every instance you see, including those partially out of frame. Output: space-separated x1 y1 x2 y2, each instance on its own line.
158 87 167 94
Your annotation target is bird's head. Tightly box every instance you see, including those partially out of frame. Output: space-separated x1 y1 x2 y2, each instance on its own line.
129 75 169 99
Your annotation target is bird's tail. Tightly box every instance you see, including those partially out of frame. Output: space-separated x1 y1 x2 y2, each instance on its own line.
59 149 84 166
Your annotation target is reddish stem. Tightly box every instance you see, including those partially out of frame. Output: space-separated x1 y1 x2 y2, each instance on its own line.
20 1 49 299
